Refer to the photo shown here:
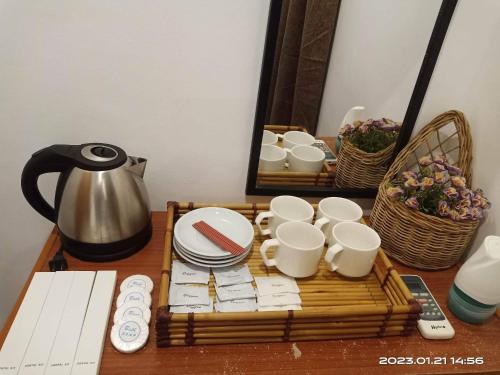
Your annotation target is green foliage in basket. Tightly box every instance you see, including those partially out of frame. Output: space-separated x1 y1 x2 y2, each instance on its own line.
387 155 490 221
339 118 401 153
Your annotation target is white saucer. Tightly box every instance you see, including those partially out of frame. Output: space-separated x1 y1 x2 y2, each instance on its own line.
173 240 251 268
173 237 251 265
174 207 254 258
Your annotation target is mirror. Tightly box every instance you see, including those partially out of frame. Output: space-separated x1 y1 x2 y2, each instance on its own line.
247 0 457 197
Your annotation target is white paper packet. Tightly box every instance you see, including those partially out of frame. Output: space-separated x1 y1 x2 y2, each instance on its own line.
215 283 256 301
171 260 210 284
257 292 302 307
258 304 302 311
214 297 257 312
212 264 253 286
168 284 210 306
169 299 214 313
254 276 300 296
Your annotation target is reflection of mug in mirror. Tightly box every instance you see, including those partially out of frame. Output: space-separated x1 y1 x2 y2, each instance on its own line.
286 145 325 173
283 131 315 149
262 130 279 146
259 145 287 172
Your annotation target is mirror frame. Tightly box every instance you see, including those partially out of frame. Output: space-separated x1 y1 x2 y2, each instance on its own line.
246 0 458 197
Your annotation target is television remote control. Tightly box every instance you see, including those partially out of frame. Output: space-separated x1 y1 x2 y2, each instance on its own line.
401 275 455 340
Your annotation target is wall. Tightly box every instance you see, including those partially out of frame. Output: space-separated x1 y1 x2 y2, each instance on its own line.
413 0 500 257
0 0 269 327
316 0 441 136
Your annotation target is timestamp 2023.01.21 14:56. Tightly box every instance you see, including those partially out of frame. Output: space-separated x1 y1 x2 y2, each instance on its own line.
378 357 484 366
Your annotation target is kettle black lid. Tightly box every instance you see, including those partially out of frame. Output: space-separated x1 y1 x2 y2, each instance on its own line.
77 143 128 171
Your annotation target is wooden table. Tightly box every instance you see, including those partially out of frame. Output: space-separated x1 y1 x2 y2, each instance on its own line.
1 212 499 374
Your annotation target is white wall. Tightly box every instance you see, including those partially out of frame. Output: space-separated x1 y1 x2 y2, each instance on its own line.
413 0 500 257
0 0 269 327
316 0 441 136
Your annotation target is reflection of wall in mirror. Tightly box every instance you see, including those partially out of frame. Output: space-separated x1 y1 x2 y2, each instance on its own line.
316 0 442 137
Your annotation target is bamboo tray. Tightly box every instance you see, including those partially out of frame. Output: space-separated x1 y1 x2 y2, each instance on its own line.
156 202 421 347
257 125 335 187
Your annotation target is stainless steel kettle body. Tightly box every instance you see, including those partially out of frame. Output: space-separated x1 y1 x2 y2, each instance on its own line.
21 143 152 261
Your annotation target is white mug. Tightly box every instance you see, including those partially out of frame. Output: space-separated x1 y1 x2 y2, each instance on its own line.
262 130 279 146
255 195 314 238
259 145 287 172
324 222 381 277
260 221 325 278
282 131 315 149
314 197 363 245
286 145 325 173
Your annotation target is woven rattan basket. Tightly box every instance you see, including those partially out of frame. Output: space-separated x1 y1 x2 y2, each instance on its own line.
335 138 395 188
156 201 421 347
257 125 334 187
370 110 479 270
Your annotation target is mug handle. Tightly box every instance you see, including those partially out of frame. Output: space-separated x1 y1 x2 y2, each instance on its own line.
260 238 280 267
314 217 330 230
255 211 274 236
324 244 344 272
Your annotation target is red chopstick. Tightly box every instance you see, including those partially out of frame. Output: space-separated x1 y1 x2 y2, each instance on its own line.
192 221 246 256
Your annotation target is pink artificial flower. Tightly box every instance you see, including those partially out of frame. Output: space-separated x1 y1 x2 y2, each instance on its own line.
457 199 471 209
359 124 370 134
339 123 354 136
458 207 471 221
449 209 461 221
460 189 473 200
446 164 462 176
480 197 491 209
387 186 404 201
433 163 446 172
470 207 484 220
472 194 482 207
404 197 419 210
434 155 447 165
402 171 418 180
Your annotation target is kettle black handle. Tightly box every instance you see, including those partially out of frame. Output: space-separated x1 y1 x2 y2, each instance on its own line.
21 145 77 223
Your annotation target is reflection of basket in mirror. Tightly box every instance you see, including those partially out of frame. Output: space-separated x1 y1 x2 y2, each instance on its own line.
370 110 482 270
335 137 395 189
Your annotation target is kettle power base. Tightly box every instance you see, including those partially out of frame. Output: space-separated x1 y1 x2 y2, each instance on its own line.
60 222 152 262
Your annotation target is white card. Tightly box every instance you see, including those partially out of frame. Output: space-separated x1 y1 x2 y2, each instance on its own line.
212 264 253 286
257 293 302 307
19 271 75 375
169 299 214 313
215 283 255 301
168 284 210 306
258 304 302 311
46 271 96 375
171 260 210 284
214 297 257 312
0 272 54 375
254 276 300 296
71 271 117 375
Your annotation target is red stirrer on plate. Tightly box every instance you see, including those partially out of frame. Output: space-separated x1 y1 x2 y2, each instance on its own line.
192 220 246 256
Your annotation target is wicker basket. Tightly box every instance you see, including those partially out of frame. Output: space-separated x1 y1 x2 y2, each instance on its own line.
257 125 335 187
335 138 395 188
156 201 421 347
370 110 479 270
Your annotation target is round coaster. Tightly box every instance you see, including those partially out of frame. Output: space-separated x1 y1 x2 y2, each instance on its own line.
111 317 149 353
114 301 151 325
116 287 152 308
120 274 154 293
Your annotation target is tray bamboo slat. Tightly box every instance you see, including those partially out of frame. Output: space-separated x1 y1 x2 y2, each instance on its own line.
156 202 421 347
257 125 335 187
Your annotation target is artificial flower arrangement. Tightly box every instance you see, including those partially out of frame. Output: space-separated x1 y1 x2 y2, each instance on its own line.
339 118 402 153
387 155 490 221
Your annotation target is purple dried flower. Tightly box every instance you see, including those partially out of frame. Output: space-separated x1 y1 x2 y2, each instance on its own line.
434 155 447 165
387 186 404 201
458 207 471 221
451 176 467 189
421 177 434 190
339 123 355 136
434 171 448 184
470 207 484 220
418 156 433 167
443 187 459 200
449 209 461 221
446 164 462 176
460 189 473 201
457 199 472 209
433 163 446 172
438 200 450 217
404 177 420 190
404 197 419 210
472 194 482 207
480 197 491 209
402 171 418 180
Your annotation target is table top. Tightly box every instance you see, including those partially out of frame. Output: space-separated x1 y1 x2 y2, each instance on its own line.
1 211 499 375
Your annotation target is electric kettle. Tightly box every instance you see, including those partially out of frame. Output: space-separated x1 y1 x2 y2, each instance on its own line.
21 143 151 261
